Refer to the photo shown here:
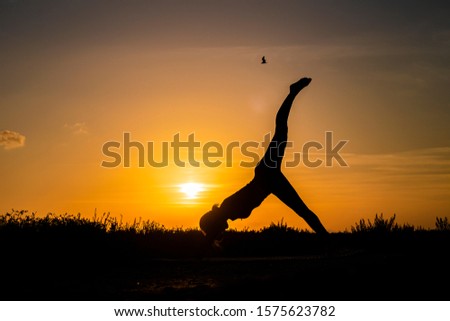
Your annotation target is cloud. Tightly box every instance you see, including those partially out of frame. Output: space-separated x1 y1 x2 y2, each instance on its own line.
64 122 88 135
0 130 26 150
288 147 450 198
343 147 450 176
324 147 450 204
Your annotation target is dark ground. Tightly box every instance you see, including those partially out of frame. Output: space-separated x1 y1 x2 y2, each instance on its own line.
3 231 450 301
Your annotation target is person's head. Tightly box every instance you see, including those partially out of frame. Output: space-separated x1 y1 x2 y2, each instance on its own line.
199 204 228 242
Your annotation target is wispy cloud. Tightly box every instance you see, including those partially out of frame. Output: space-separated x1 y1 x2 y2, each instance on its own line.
64 122 88 135
0 130 26 150
343 147 450 176
318 147 450 205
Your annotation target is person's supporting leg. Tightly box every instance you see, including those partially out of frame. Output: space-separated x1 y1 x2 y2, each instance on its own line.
271 173 328 235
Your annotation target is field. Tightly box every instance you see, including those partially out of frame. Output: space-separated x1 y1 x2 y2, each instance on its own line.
1 210 449 301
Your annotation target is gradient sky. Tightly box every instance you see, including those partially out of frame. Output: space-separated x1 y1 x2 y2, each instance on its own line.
1 0 449 232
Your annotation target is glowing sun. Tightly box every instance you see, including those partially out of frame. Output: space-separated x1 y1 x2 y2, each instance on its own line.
179 182 204 199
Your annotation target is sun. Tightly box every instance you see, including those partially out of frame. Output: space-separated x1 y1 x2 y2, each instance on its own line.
179 182 204 199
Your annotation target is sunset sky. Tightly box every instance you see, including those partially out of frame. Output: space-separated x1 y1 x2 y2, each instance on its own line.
1 0 449 232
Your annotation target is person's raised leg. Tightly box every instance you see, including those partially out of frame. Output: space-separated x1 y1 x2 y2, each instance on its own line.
275 77 312 129
259 77 312 170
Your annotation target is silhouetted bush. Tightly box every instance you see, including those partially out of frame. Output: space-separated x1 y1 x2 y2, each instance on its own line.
435 216 450 231
350 213 415 233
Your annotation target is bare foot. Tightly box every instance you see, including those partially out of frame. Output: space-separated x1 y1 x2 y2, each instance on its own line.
290 77 312 95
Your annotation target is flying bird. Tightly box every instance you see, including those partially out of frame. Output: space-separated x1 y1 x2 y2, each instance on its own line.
261 56 267 64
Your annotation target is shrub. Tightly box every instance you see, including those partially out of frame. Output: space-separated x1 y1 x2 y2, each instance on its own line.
351 213 406 233
435 217 450 231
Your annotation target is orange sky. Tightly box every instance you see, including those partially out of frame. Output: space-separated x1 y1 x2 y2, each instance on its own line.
1 0 449 232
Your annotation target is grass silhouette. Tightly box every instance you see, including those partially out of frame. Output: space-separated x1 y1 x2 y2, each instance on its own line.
1 209 449 258
1 209 449 300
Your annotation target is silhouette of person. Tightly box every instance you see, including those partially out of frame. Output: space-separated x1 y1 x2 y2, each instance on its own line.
261 56 267 64
200 77 329 243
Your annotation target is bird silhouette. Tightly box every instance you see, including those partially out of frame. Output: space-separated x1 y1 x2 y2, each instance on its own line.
261 56 267 64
